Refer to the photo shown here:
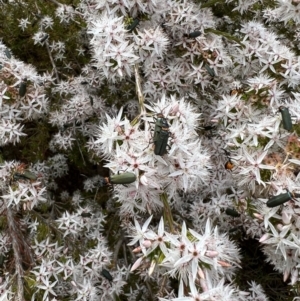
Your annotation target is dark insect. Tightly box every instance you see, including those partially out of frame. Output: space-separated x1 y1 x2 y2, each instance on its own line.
4 48 11 59
101 269 113 282
89 96 93 107
184 31 201 38
205 63 215 77
109 172 137 185
267 191 300 207
40 33 49 43
279 106 292 132
81 212 92 218
153 114 171 156
13 170 37 181
19 78 27 97
225 208 240 217
99 171 137 187
126 19 140 32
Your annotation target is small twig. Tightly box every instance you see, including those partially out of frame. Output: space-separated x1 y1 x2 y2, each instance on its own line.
145 280 154 301
113 235 124 266
46 0 62 6
6 207 25 301
45 40 60 83
134 64 146 114
161 193 175 233
76 137 86 166
93 186 99 202
127 243 135 262
122 243 128 266
157 275 168 297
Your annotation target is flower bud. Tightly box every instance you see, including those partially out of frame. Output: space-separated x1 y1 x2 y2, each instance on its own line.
205 251 218 258
259 233 269 243
253 213 263 220
71 281 77 287
170 102 179 115
276 224 283 231
217 260 231 267
282 212 291 225
130 257 143 272
132 246 142 253
198 268 205 279
283 270 289 282
142 240 152 248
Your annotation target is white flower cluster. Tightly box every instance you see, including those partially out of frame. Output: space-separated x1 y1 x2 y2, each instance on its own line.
4 0 300 299
128 216 268 301
256 204 300 285
89 95 210 216
88 13 139 79
0 42 50 146
0 161 46 210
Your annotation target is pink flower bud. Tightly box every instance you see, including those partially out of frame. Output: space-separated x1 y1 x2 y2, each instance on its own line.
198 268 205 279
259 233 269 243
282 212 291 225
130 257 143 272
142 240 152 248
253 213 263 220
276 224 283 231
170 103 179 115
283 270 289 282
71 281 77 288
205 251 218 258
132 246 142 253
217 260 231 267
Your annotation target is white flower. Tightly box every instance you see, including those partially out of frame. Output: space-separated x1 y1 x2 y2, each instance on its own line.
18 17 31 30
37 277 57 301
127 215 153 247
238 148 275 187
262 222 298 260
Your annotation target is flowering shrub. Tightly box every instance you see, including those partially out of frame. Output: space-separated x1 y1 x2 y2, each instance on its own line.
2 0 300 300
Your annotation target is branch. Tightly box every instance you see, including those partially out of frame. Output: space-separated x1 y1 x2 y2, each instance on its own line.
46 0 62 6
113 235 124 266
45 40 60 83
134 64 146 115
160 193 175 233
6 207 25 301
